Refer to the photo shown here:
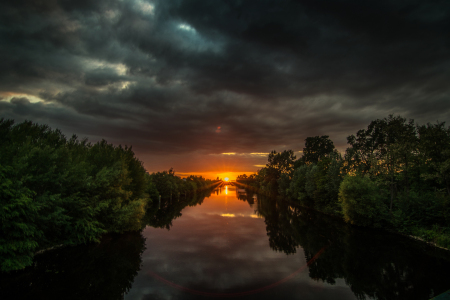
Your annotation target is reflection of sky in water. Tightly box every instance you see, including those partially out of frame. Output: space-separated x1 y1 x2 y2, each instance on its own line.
125 186 357 300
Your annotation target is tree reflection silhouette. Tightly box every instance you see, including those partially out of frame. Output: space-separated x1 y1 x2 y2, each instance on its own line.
251 192 450 300
0 189 215 300
0 231 146 300
142 189 211 230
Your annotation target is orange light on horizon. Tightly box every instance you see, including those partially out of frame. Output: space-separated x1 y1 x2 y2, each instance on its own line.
224 177 229 182
175 171 256 181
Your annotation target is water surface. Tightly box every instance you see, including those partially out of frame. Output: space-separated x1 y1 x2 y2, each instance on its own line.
128 185 450 300
2 184 450 300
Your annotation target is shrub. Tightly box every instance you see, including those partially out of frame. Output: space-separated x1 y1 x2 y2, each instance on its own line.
339 175 389 228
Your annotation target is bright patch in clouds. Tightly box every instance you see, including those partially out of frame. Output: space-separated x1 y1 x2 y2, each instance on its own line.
135 0 155 15
82 58 128 76
1 93 44 104
178 24 196 32
250 153 270 156
219 153 269 157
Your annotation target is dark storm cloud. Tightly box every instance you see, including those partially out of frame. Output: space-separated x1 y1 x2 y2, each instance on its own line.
1 0 450 171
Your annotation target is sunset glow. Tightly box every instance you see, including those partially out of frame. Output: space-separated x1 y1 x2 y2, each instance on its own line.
175 172 255 181
224 177 229 182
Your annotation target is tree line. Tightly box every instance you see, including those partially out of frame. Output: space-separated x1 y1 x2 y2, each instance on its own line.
237 115 450 248
0 119 218 272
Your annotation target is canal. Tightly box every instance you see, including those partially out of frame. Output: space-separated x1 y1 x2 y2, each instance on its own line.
1 184 450 299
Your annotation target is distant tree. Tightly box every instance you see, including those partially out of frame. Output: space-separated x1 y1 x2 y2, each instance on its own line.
236 174 246 180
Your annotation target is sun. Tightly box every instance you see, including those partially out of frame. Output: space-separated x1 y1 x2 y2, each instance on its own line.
224 177 229 182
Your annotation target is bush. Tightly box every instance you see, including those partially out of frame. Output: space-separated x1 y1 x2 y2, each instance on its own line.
0 165 41 272
339 175 389 228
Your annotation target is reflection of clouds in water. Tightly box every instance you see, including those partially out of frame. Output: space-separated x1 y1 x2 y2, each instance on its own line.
126 193 358 300
137 202 306 289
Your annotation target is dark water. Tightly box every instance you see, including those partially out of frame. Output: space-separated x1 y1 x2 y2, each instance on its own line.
2 185 450 300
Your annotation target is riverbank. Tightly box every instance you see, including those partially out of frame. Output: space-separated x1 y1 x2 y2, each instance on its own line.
234 181 450 252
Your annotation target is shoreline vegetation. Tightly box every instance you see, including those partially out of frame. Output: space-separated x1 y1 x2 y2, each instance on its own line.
236 115 450 250
0 118 220 272
237 180 450 252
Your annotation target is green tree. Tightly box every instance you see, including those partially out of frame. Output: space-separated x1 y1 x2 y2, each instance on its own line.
267 150 296 177
0 165 41 272
339 175 389 228
346 115 417 210
418 122 450 196
345 119 387 174
288 164 313 207
302 135 336 164
265 150 296 194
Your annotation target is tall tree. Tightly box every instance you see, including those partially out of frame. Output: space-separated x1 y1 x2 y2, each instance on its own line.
302 136 336 164
345 119 388 174
346 115 417 209
418 122 450 196
266 150 296 178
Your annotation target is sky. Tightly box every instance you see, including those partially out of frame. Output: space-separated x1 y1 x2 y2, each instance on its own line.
1 0 449 179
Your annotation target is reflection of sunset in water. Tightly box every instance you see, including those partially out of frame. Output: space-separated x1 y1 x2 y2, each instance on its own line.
134 183 322 300
128 182 450 300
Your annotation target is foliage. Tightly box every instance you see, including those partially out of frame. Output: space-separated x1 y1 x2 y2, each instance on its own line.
238 115 450 248
0 165 41 272
0 119 149 272
256 150 296 195
267 150 296 177
287 156 344 215
302 135 336 164
147 169 215 200
339 175 389 228
417 122 450 196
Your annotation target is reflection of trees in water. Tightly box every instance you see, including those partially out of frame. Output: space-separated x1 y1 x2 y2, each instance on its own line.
1 189 216 300
142 189 212 230
252 193 450 300
236 189 256 205
0 231 146 300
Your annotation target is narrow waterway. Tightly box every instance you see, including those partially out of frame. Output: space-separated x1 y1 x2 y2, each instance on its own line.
127 184 350 299
2 184 450 300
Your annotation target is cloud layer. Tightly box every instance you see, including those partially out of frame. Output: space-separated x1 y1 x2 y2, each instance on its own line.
1 0 449 172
